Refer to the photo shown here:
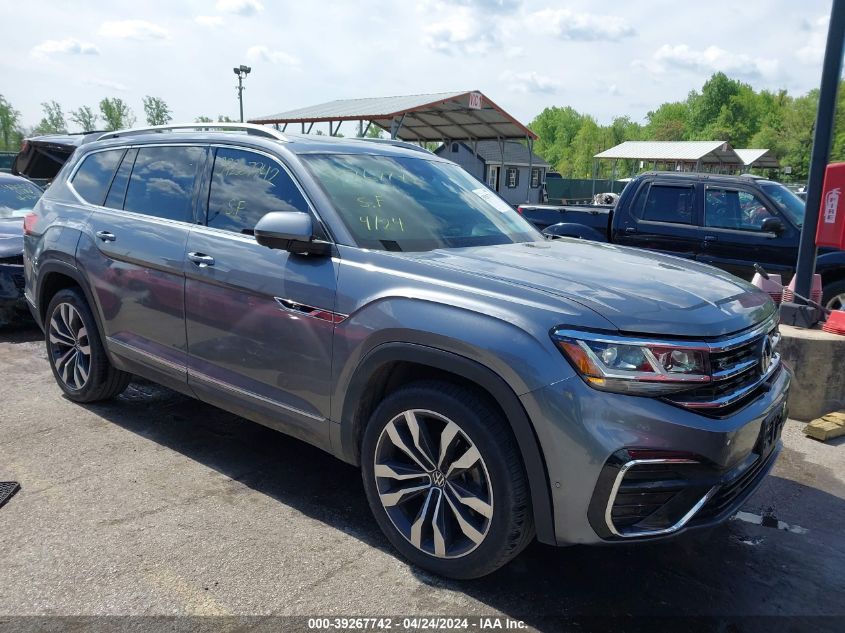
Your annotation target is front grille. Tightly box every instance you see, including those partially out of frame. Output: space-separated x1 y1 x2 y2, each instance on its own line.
12 273 24 289
667 318 780 414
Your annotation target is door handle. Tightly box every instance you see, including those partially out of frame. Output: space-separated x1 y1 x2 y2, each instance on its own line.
703 235 718 244
95 230 116 242
624 227 637 234
187 252 215 267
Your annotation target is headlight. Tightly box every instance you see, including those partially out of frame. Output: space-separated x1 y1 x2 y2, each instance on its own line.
552 329 711 396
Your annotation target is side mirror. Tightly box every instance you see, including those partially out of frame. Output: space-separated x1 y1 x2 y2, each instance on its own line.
254 212 331 256
760 217 785 235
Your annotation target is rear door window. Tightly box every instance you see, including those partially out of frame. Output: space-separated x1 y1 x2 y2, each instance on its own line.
639 184 696 224
123 146 204 222
205 147 309 234
71 149 125 206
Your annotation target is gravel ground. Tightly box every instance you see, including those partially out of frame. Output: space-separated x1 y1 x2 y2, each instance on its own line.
0 325 843 632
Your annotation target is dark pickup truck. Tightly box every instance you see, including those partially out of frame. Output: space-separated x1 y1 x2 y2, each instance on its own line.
518 172 845 310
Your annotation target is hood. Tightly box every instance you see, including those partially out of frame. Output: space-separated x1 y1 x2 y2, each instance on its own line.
405 239 774 338
0 219 23 259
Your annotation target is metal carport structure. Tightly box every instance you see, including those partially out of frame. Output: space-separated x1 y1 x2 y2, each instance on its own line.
594 140 743 173
249 90 540 202
734 148 780 170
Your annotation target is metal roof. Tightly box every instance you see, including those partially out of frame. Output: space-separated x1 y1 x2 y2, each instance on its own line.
594 140 738 163
734 148 779 168
436 140 549 166
249 91 537 141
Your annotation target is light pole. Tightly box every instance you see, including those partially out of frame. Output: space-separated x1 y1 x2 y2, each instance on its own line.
233 64 251 122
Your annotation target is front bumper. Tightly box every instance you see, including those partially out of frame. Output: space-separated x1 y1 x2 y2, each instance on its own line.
520 362 791 546
0 263 28 326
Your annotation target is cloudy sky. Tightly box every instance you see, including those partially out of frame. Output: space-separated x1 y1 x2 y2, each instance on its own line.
0 0 833 132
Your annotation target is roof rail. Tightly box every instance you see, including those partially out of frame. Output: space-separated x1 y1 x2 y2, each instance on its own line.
349 137 434 154
97 122 288 142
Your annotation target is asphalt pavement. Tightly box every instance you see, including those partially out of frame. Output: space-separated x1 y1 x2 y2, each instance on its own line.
1 324 843 632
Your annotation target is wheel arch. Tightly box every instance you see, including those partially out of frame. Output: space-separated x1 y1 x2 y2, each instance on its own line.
36 262 110 357
334 342 556 544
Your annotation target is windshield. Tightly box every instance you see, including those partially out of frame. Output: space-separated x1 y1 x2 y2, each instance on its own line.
302 154 541 251
0 180 42 219
760 182 805 227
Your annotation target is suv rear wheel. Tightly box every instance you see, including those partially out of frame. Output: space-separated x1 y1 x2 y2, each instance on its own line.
361 381 534 579
45 288 131 402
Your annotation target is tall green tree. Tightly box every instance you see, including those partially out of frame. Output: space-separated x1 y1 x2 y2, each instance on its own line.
530 106 586 172
569 117 603 178
34 100 67 135
645 102 689 141
0 95 23 150
99 98 136 131
69 106 98 132
142 96 172 126
687 73 743 137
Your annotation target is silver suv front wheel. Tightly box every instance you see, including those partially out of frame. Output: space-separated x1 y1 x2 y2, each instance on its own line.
361 381 534 579
373 409 494 559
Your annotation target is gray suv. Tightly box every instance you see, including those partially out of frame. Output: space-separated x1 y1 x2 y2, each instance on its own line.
24 124 791 579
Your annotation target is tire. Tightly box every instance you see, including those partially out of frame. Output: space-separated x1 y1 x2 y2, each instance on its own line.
45 287 131 402
361 381 534 579
823 279 845 311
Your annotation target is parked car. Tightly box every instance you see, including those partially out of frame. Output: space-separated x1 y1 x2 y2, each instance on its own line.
0 173 42 325
0 151 17 173
518 172 845 311
25 124 790 579
12 131 102 187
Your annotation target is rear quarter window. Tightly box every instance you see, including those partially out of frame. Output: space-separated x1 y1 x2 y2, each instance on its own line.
71 149 125 206
123 146 204 222
637 184 696 225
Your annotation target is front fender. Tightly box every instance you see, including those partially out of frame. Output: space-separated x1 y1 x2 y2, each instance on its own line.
330 297 574 419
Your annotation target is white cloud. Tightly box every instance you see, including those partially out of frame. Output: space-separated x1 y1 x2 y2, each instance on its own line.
195 15 225 28
427 0 521 13
423 8 499 55
246 45 301 69
31 38 99 58
797 15 828 65
652 44 780 80
99 20 169 41
500 70 560 94
216 0 264 16
527 9 634 42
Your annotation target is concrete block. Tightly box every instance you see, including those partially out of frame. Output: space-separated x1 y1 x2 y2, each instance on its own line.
779 325 845 421
803 411 845 441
